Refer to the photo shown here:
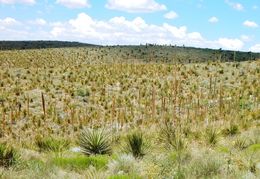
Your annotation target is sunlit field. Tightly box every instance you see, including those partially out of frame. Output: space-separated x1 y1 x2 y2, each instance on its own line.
0 47 259 178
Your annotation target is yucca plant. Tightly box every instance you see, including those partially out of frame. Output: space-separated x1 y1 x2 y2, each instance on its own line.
0 143 18 168
80 128 112 156
222 123 239 136
126 132 145 159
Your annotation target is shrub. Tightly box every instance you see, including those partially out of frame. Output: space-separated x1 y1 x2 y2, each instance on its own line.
0 143 18 168
222 124 239 136
35 136 70 155
80 128 112 156
205 128 219 146
107 154 139 175
126 132 145 159
76 88 90 97
53 154 109 170
160 122 187 151
234 138 248 150
85 166 108 179
189 154 223 178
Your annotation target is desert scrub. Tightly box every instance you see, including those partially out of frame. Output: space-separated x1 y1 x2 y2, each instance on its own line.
187 152 224 178
0 143 19 168
159 122 187 151
107 154 140 176
35 136 70 156
204 127 220 146
80 128 112 156
53 154 109 170
222 123 240 136
125 132 146 159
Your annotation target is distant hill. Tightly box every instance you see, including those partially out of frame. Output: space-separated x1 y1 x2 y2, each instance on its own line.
0 41 96 50
0 41 259 62
103 45 260 62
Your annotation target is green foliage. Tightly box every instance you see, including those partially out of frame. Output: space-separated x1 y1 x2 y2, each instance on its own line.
80 128 112 156
76 88 90 97
126 132 145 158
205 127 219 146
222 124 239 136
160 122 187 151
53 154 109 170
35 136 70 155
189 154 223 178
0 143 18 168
234 138 248 150
247 144 260 153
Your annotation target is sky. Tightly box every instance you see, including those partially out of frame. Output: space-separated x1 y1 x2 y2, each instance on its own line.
0 0 260 52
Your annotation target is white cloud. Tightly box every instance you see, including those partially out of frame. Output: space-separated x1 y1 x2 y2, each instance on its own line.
33 18 47 26
105 0 167 13
0 0 35 4
56 0 90 9
243 20 258 28
0 17 19 26
208 16 218 23
0 13 245 51
225 0 244 11
164 11 178 20
217 38 244 50
240 35 252 42
249 44 260 52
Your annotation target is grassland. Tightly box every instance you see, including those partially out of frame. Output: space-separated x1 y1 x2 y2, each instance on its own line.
0 46 259 178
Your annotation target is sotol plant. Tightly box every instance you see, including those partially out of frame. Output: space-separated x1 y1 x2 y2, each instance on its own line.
205 127 220 146
126 132 146 159
80 128 112 156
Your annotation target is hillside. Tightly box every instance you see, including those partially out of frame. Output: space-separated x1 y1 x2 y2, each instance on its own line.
0 41 259 63
0 41 96 50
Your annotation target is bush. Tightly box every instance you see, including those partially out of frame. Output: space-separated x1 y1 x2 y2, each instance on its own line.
160 122 187 151
107 154 139 175
234 137 248 150
80 128 112 156
189 154 223 178
222 124 239 136
53 154 109 170
76 88 90 97
205 128 219 146
0 143 18 168
126 132 145 159
35 136 70 155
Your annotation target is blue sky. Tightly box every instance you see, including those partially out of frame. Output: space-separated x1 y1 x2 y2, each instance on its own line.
0 0 260 52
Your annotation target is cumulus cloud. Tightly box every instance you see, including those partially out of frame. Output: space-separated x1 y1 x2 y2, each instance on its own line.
0 17 19 26
225 0 244 11
164 11 178 20
243 20 258 28
249 44 260 52
0 0 35 5
217 38 244 50
208 16 218 23
105 0 166 13
240 35 252 42
56 0 90 9
0 13 245 51
32 18 47 26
